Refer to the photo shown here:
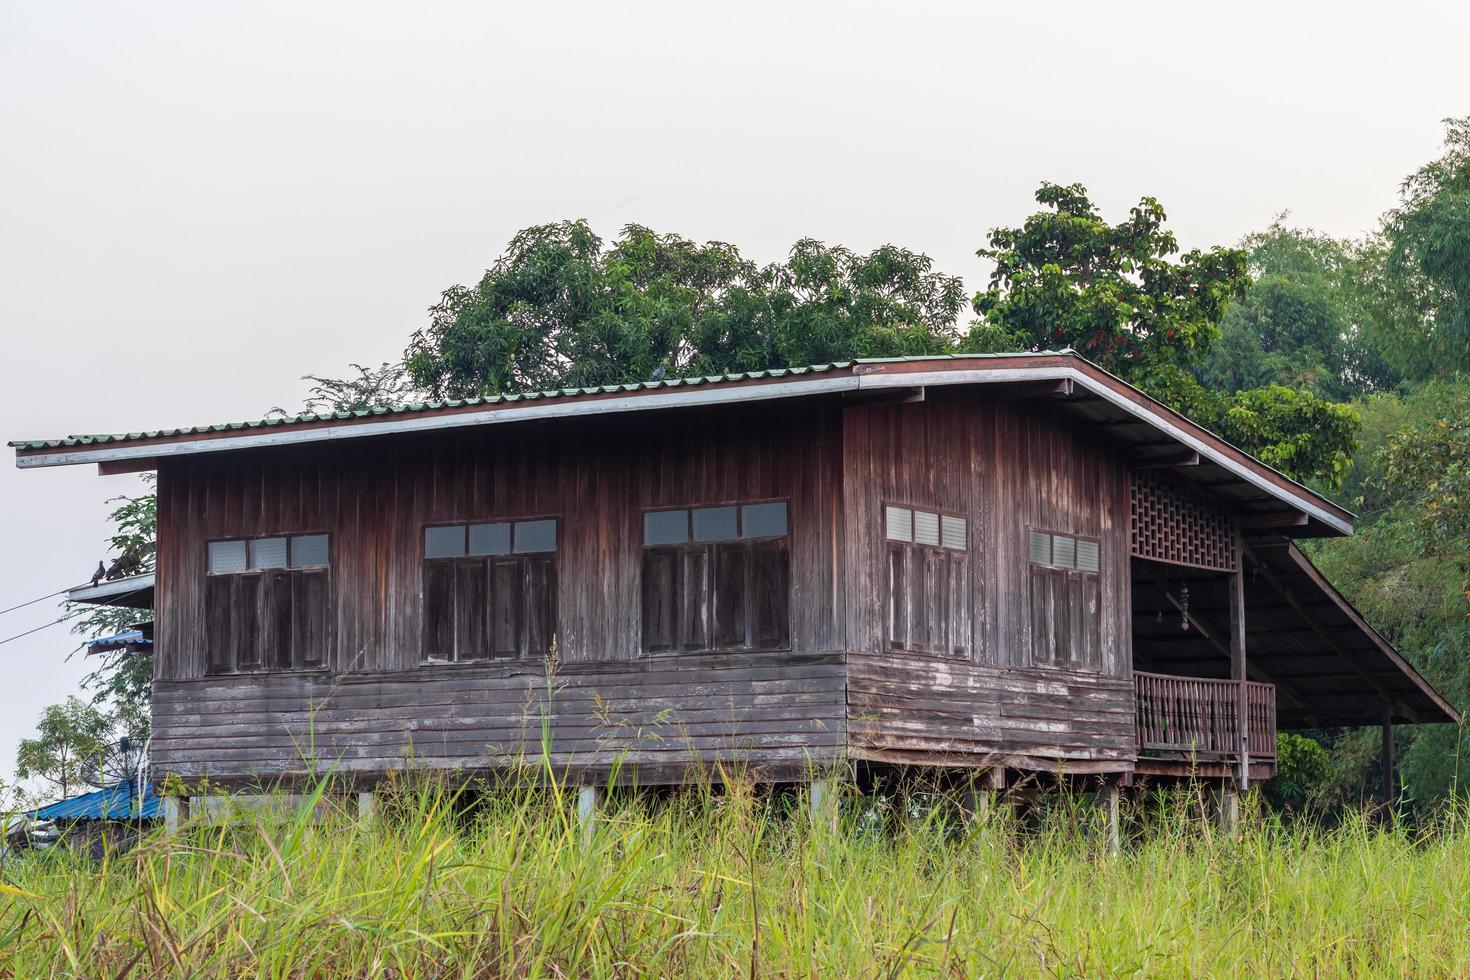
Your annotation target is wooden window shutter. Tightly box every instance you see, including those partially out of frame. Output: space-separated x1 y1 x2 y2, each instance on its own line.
523 555 557 656
712 542 748 649
641 548 678 653
488 558 522 658
750 538 790 650
680 545 710 651
453 558 488 661
260 569 293 670
423 560 455 660
205 574 236 673
291 567 331 669
233 574 263 670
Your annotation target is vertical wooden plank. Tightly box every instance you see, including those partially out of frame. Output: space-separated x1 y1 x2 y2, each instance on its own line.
714 543 747 650
291 567 330 669
752 538 790 651
680 546 709 651
525 555 556 657
453 559 487 661
489 558 521 658
259 569 293 670
422 561 454 661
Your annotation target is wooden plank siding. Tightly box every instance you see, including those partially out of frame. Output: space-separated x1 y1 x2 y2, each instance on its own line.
152 387 1142 786
840 389 1134 771
150 651 847 785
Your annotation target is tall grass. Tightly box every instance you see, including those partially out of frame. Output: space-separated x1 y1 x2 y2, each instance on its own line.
3 775 1469 976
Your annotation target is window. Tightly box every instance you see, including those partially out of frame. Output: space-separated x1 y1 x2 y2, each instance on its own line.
422 519 558 662
1027 529 1101 668
883 505 969 657
205 534 332 674
641 501 790 654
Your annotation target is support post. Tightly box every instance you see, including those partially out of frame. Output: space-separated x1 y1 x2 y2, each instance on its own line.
1215 778 1239 837
962 767 1004 827
357 790 378 823
163 795 190 834
809 779 838 832
1381 705 1396 812
576 785 602 846
1229 530 1250 792
1095 782 1121 855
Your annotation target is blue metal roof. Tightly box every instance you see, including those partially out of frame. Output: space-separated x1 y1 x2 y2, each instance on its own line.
30 783 160 821
86 629 153 653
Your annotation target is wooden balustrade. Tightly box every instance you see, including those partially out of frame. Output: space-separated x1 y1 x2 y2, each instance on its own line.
1135 672 1275 761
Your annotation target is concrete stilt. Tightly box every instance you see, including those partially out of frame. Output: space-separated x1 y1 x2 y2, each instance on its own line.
1096 783 1121 855
163 795 190 834
1215 778 1240 837
577 785 602 845
357 790 378 823
809 779 839 832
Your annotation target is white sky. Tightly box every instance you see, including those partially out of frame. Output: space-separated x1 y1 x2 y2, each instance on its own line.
1 0 1466 785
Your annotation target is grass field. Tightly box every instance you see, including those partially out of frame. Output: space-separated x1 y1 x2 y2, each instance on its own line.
3 776 1468 977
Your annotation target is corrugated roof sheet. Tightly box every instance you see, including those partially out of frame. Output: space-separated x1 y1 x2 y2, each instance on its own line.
9 360 884 449
30 783 160 821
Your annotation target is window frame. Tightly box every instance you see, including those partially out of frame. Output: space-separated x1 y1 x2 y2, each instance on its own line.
1025 526 1103 671
419 514 560 664
639 497 792 656
203 531 334 676
881 502 970 658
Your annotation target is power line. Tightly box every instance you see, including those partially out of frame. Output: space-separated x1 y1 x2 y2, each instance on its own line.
0 614 71 647
0 585 83 618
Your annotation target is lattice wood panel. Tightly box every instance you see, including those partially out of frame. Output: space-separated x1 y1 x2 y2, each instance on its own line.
1129 470 1235 570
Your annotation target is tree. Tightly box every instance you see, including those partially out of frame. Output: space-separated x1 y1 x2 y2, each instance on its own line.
969 183 1359 487
301 362 419 414
67 478 157 730
404 221 966 398
14 697 114 799
1384 116 1470 376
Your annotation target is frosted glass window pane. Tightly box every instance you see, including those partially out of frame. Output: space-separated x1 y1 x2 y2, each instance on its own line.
913 510 940 546
741 501 787 538
1052 534 1077 570
468 522 511 556
692 506 737 542
290 534 329 567
941 516 967 551
514 519 557 554
249 537 288 570
1076 538 1100 573
644 509 689 546
425 525 466 559
208 539 246 573
885 506 912 542
1028 530 1051 565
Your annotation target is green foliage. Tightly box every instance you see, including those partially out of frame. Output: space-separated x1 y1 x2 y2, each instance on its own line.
66 477 157 731
300 361 419 414
1265 732 1333 812
404 221 966 399
970 181 1249 388
1215 385 1359 487
969 184 1358 486
1311 377 1470 807
1385 116 1470 376
5 780 1470 974
14 696 114 799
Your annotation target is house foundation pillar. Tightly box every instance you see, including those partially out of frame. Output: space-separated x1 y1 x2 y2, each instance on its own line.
163 795 190 833
577 785 602 846
809 779 839 832
1215 778 1240 837
357 791 378 823
1096 782 1121 855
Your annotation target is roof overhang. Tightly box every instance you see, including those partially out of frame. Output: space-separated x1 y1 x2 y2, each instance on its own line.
67 572 155 610
11 353 1355 536
1133 539 1458 727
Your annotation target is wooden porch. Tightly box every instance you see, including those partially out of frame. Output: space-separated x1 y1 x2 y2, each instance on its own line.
1134 671 1277 776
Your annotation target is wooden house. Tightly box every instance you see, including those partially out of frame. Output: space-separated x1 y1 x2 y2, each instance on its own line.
13 353 1457 827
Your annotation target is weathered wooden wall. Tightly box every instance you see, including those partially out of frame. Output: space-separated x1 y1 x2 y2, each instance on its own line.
151 651 847 785
841 388 1132 674
155 401 844 679
152 386 1144 783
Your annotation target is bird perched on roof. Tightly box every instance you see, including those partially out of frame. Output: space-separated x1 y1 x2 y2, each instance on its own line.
649 362 667 383
105 557 127 581
90 560 105 588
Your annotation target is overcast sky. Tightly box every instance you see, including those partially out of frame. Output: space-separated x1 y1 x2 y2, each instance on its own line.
1 0 1465 788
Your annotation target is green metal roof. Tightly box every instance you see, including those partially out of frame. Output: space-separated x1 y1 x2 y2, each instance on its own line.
9 360 882 451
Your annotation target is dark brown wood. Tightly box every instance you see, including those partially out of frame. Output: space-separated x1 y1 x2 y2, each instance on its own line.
1229 530 1249 788
1381 704 1395 806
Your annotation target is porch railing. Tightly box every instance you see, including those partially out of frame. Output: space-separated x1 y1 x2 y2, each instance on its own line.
1135 672 1276 761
